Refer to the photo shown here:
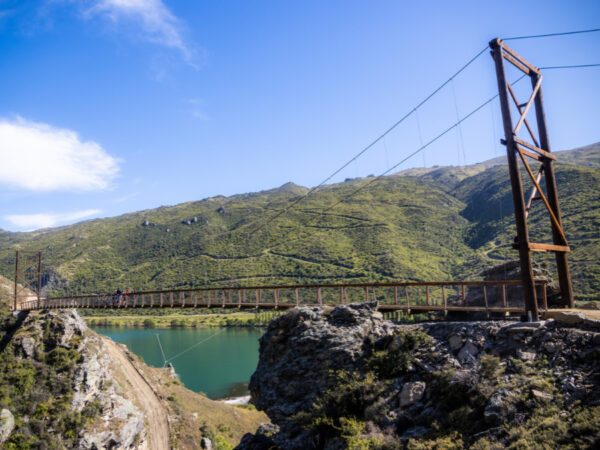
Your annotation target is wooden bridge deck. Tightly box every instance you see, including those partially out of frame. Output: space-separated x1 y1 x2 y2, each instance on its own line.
17 279 550 316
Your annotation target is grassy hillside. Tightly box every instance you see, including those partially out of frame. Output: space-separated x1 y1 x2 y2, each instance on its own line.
0 143 598 300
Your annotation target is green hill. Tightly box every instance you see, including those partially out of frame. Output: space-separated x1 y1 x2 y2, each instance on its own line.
0 143 598 300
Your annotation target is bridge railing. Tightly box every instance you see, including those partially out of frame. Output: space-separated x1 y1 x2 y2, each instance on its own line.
17 279 549 315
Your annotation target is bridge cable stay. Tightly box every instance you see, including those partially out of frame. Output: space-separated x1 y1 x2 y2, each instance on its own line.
263 75 529 252
539 63 600 70
234 27 600 246
503 27 600 41
238 46 490 239
251 61 600 259
247 58 600 288
450 78 467 166
183 31 600 290
155 334 168 367
187 31 600 290
162 328 226 366
489 98 509 281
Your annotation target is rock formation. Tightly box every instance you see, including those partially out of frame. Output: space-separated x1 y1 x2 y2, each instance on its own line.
239 303 600 449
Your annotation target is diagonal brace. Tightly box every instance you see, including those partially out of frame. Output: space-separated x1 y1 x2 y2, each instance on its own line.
514 75 542 134
516 148 568 244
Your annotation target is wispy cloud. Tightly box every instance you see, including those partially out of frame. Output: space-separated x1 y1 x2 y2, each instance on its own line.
5 209 102 231
86 0 197 68
185 98 209 121
0 117 120 191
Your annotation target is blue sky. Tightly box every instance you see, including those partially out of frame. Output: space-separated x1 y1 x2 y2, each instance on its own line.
0 0 598 231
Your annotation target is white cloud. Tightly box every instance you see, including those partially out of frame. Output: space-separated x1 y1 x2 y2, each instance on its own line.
87 0 196 67
0 117 120 191
5 209 102 230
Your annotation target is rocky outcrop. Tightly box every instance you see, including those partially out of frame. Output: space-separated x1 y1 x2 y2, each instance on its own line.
6 310 147 449
0 409 14 444
239 303 600 449
73 333 147 449
249 303 394 434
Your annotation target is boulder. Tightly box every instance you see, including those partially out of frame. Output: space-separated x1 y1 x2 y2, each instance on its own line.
21 337 36 358
552 311 586 326
201 437 213 449
448 333 463 351
458 341 479 362
400 381 426 407
0 409 14 444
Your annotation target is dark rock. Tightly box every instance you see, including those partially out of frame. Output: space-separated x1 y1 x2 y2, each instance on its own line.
217 207 226 214
399 381 426 407
249 303 396 444
243 307 600 448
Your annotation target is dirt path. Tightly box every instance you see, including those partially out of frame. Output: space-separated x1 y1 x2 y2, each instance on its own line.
103 337 171 450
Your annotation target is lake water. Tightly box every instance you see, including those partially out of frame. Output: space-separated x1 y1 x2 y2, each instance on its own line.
93 327 263 399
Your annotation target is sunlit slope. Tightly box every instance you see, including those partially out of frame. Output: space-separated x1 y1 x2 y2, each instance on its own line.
0 143 597 300
0 177 473 294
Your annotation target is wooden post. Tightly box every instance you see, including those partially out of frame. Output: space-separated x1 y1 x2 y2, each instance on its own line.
542 282 548 311
394 286 398 305
461 284 466 305
442 285 447 316
405 286 410 314
275 288 279 309
339 286 344 305
426 286 430 306
317 288 322 306
483 285 489 317
295 288 299 306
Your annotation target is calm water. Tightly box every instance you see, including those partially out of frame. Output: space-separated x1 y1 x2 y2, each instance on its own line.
93 327 263 399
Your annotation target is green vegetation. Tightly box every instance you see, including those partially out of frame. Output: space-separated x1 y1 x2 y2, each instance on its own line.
0 144 598 300
81 308 283 328
293 327 600 449
0 312 97 448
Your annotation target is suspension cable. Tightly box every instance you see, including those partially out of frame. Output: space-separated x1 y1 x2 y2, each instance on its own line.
503 27 600 41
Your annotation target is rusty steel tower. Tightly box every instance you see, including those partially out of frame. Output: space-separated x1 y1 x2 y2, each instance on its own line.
490 38 574 320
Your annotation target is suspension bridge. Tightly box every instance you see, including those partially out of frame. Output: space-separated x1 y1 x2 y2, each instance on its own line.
11 31 600 321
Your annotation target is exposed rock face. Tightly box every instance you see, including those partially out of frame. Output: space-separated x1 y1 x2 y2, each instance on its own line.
239 303 600 449
0 409 14 444
73 333 146 449
249 303 394 435
7 310 147 449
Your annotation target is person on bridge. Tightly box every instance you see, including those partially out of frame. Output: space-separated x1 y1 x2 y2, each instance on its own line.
113 289 122 306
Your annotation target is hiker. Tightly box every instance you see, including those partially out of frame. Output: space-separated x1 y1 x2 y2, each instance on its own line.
113 289 122 306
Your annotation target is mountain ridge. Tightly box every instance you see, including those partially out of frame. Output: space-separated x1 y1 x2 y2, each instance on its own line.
0 142 598 300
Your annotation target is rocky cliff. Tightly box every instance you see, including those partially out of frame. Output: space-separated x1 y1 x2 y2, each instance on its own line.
0 308 267 449
239 303 600 449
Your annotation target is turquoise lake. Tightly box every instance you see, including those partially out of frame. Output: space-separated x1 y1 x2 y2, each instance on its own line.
93 327 263 399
